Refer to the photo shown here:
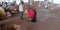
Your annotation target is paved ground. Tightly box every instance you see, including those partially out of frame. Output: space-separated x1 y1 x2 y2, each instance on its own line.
1 8 60 30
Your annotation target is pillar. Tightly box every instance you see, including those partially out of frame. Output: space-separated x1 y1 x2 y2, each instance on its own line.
44 0 49 9
39 0 41 7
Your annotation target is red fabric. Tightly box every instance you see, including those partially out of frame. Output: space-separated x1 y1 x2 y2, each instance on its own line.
28 9 35 19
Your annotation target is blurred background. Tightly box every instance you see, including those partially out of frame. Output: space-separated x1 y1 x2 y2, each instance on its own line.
0 0 60 30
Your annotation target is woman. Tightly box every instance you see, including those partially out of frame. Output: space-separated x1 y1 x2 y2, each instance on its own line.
28 8 37 22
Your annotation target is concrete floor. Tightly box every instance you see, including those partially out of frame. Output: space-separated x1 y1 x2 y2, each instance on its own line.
1 8 60 30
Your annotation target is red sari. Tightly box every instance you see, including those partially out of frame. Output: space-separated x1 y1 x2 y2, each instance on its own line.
28 9 35 20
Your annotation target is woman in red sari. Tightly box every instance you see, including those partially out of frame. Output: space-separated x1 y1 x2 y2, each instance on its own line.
28 8 37 22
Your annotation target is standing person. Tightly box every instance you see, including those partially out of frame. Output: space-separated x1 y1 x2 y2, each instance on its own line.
28 8 37 22
19 1 24 19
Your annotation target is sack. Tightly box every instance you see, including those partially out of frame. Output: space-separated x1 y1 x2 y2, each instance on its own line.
23 9 28 18
6 12 12 17
0 8 6 16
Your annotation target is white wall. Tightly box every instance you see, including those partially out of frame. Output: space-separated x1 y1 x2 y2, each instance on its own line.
53 0 60 4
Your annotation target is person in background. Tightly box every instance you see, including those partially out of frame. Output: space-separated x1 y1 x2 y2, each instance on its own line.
2 2 7 8
6 2 12 8
19 1 24 20
28 8 37 22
